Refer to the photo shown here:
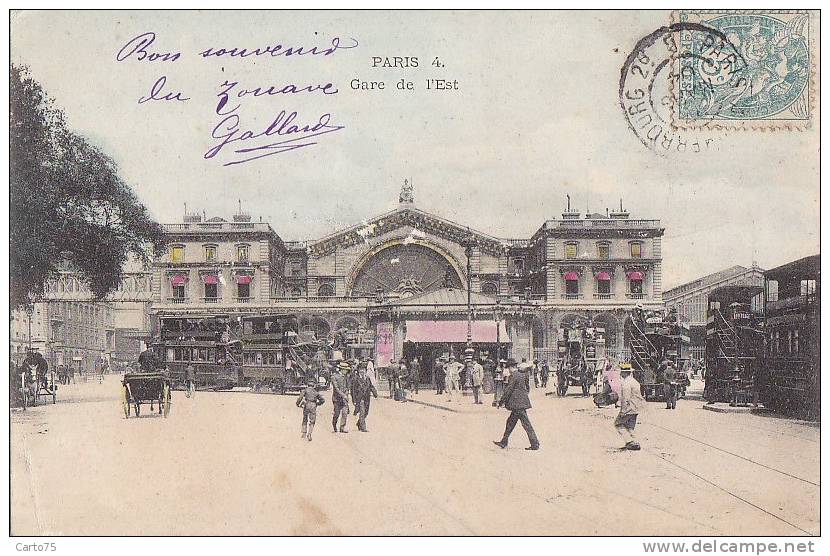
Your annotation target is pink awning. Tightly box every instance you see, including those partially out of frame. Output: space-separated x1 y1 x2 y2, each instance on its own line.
170 274 188 286
202 274 218 285
627 271 644 280
405 320 510 343
596 272 611 281
236 275 252 285
564 272 580 281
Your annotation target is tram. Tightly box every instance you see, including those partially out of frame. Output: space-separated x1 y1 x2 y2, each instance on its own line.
154 315 242 390
759 255 820 420
555 324 603 396
626 306 683 400
240 315 329 394
703 286 764 405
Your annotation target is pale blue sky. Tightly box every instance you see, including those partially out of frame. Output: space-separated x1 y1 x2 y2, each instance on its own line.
11 10 819 289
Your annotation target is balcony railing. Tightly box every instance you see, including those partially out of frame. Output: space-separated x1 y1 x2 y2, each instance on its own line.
593 293 613 300
626 293 646 299
167 297 189 304
562 293 583 300
202 297 220 304
235 297 252 304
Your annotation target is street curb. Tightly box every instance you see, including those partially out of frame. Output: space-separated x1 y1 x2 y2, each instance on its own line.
703 404 754 414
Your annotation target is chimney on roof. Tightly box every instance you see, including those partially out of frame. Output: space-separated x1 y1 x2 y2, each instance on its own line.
609 198 630 219
233 199 252 222
562 193 581 220
183 202 202 223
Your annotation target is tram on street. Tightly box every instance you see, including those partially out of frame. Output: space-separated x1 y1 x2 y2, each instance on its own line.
154 315 242 390
703 285 765 405
759 255 820 420
625 306 684 401
239 314 329 394
555 324 603 396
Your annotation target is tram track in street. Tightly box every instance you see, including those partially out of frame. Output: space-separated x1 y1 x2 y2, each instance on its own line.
641 421 819 487
373 399 726 534
569 404 818 535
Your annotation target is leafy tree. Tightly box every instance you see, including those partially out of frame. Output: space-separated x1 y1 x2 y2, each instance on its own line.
10 64 166 309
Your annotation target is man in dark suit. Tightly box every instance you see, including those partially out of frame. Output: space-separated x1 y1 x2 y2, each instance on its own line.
493 359 540 451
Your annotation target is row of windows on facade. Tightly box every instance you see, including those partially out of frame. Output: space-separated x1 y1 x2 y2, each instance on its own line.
766 279 816 302
170 244 250 264
172 278 645 301
512 241 645 272
35 302 114 324
171 282 252 300
769 329 804 356
171 242 643 269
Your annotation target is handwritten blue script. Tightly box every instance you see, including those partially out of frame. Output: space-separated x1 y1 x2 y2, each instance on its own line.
138 76 190 103
205 110 345 166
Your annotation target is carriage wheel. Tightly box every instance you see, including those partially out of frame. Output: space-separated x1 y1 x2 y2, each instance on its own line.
163 384 171 418
122 387 130 418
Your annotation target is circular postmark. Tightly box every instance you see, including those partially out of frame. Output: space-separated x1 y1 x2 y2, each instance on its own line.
619 22 742 155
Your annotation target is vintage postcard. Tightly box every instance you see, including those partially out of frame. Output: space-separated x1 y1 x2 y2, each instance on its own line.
8 9 820 542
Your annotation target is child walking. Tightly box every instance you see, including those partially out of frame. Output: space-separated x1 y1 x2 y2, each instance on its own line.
296 378 325 442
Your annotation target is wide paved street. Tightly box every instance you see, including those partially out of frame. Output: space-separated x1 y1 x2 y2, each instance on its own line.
11 376 819 536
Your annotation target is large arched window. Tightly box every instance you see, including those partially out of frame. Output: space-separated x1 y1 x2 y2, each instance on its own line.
481 281 498 295
349 243 462 297
317 283 335 297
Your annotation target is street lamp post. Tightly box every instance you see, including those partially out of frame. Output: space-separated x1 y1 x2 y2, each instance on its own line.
494 299 503 362
463 231 475 353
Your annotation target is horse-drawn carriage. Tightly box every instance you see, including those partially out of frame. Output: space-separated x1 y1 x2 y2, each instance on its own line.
121 370 172 418
11 353 57 409
555 325 596 396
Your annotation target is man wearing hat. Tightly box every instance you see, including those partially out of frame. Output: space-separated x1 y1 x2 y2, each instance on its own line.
494 358 540 450
445 355 462 402
331 361 351 433
434 356 447 395
296 378 325 441
615 363 645 450
492 359 507 406
661 357 678 410
353 366 379 432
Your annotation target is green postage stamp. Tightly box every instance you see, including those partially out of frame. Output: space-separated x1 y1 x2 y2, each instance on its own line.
674 10 817 130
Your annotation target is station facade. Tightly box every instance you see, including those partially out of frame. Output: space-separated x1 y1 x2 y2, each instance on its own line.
148 186 665 366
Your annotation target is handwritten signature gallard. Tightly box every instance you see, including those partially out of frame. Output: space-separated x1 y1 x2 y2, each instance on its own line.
205 109 344 166
117 31 356 166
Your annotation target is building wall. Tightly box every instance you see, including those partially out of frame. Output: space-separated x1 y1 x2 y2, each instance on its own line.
12 301 115 371
664 266 765 325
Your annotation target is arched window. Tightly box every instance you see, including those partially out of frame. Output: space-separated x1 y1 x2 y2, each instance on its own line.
289 287 303 298
317 283 335 297
481 281 498 295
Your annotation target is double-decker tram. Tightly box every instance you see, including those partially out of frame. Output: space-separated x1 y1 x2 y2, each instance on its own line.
625 306 683 401
239 314 327 394
760 255 820 419
703 286 764 404
155 315 242 390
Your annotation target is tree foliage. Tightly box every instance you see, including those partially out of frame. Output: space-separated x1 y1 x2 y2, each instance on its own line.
10 64 166 309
